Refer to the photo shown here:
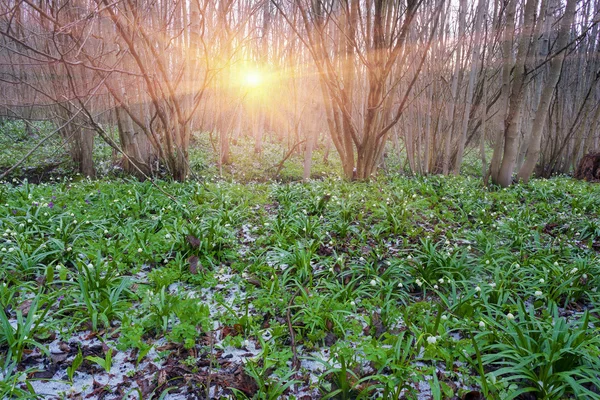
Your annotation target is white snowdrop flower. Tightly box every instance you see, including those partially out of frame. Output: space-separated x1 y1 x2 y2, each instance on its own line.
350 301 356 307
6 239 11 244
407 255 412 260
412 194 417 198
370 279 377 286
137 248 143 253
570 268 578 274
44 213 48 216
479 321 485 328
1 248 5 252
438 278 444 284
426 336 437 345
415 279 423 287
514 263 520 268
490 282 497 288
8 247 14 252
539 278 545 284
506 313 515 320
475 286 481 292
329 267 335 273
445 240 450 245
485 260 490 265
70 213 74 217
554 261 559 266
433 284 439 289
104 230 109 234
66 247 72 251
397 282 403 288
582 274 588 280
441 315 448 321
2 233 6 237
27 219 32 223
73 220 77 224
163 259 168 264
534 290 543 298
19 224 24 228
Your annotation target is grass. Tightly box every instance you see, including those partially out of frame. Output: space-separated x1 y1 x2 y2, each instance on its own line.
0 172 599 399
0 124 599 398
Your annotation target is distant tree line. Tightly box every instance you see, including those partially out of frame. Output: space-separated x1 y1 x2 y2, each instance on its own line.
0 0 598 186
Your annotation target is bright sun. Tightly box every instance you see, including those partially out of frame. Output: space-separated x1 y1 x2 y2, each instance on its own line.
243 69 263 88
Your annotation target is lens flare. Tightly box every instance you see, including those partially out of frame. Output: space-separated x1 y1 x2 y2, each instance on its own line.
243 70 263 87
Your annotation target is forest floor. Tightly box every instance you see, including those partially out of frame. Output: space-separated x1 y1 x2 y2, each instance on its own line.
1 121 600 399
1 173 600 399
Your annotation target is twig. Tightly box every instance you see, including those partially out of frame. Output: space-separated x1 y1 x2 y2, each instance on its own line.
286 288 301 371
266 139 306 177
0 107 85 181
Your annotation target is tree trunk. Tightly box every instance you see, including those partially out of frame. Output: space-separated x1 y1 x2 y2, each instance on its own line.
453 0 486 175
494 0 538 187
69 127 95 178
488 0 517 184
517 0 577 183
443 0 466 175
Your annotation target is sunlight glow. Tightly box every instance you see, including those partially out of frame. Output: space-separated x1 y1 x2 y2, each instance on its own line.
243 69 263 88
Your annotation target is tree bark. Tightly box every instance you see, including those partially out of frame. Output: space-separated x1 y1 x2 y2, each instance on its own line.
494 0 538 187
517 0 577 182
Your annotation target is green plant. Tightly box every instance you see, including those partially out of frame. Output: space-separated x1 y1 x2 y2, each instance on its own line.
70 259 132 331
0 293 51 363
67 348 83 382
117 316 152 364
86 347 113 373
315 344 373 399
481 302 600 399
0 360 39 399
362 331 420 399
231 338 299 400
